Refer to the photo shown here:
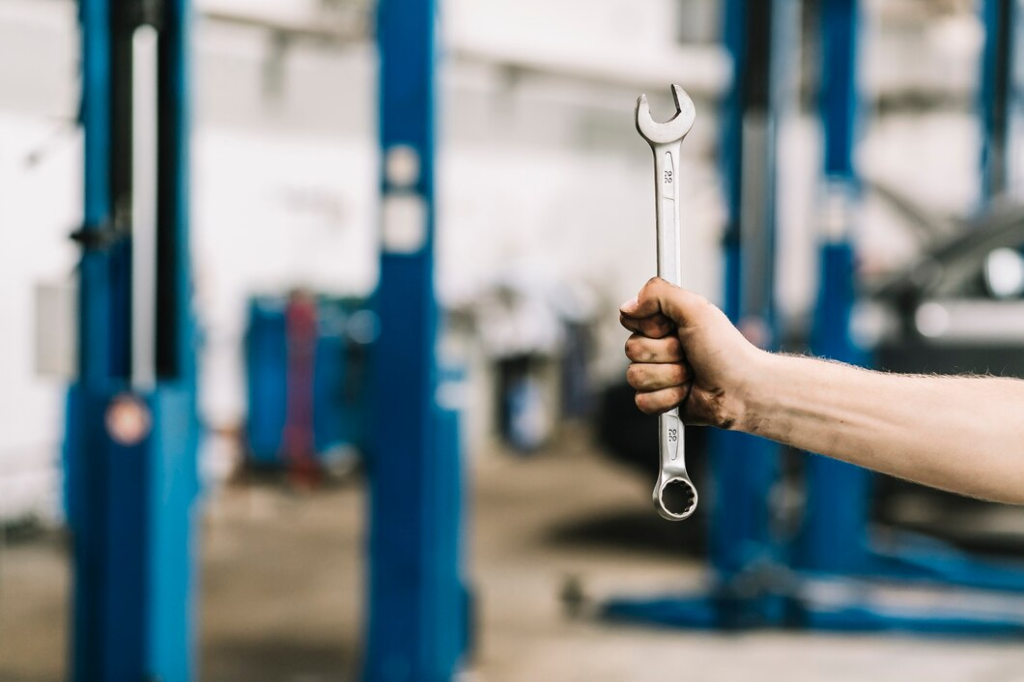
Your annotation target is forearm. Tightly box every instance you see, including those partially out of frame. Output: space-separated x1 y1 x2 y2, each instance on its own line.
739 353 1024 503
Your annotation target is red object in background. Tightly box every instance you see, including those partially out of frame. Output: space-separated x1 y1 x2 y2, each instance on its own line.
282 290 321 488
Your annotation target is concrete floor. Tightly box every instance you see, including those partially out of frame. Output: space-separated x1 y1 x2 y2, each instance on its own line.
4 428 1024 681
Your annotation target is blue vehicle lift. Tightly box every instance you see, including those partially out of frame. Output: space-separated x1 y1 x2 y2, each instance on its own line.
606 0 1024 633
981 0 1015 199
795 0 1024 611
68 0 199 680
363 0 469 679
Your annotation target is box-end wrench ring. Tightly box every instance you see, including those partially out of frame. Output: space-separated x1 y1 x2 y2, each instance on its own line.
635 84 698 521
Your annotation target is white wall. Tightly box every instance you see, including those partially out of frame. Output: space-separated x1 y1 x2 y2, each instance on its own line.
0 113 79 521
193 129 379 426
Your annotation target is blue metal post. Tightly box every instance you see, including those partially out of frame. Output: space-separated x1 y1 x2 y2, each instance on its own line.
796 0 1024 598
149 1 200 675
706 0 785 627
364 0 466 679
70 1 199 680
796 0 872 575
791 0 1024 632
981 0 1015 199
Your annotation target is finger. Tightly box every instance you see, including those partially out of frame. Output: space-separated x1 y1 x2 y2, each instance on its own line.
626 363 690 391
634 385 690 415
625 334 683 363
619 312 674 339
620 277 715 328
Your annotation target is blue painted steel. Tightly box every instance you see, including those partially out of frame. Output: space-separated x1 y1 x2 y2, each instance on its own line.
70 0 199 679
68 388 147 681
605 585 1024 636
820 0 859 179
149 4 201 673
246 298 290 460
428 365 470 674
797 0 865 573
796 2 1024 632
864 531 1024 592
799 243 871 573
799 594 1024 636
707 0 784 625
77 0 113 388
73 3 137 679
709 0 751 587
799 0 1024 596
364 0 466 679
980 0 1014 199
719 0 745 322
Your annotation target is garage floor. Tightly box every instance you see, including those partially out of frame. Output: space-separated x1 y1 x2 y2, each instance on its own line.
4 427 1024 681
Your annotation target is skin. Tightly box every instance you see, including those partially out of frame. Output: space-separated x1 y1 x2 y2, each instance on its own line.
620 277 1024 504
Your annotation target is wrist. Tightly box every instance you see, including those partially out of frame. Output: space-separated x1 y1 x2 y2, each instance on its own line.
729 348 778 434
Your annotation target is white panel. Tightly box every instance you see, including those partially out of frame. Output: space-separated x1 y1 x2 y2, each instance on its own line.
132 25 159 391
34 280 77 379
381 193 427 254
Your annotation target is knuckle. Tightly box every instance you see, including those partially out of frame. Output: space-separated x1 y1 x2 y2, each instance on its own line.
624 336 638 358
678 363 690 382
650 319 670 337
669 336 683 357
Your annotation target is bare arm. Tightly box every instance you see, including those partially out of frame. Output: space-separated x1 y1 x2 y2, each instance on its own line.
620 278 1024 504
745 354 1024 503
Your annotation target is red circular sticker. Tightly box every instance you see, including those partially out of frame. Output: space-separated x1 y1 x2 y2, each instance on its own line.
105 394 152 446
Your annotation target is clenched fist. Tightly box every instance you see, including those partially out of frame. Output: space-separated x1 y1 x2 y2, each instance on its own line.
619 278 764 430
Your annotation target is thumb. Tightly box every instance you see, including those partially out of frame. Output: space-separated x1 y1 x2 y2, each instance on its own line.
620 278 707 327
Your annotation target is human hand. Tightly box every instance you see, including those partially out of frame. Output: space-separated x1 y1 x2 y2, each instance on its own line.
619 278 764 429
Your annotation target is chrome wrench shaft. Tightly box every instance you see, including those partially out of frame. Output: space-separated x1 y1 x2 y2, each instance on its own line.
635 85 698 521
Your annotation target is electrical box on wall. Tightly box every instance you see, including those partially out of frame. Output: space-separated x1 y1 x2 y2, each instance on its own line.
34 279 77 380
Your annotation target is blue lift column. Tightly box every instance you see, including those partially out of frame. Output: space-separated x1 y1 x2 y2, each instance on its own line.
364 0 467 680
798 0 1024 590
795 0 871 575
707 0 784 627
792 0 1024 633
69 0 199 679
981 0 1015 199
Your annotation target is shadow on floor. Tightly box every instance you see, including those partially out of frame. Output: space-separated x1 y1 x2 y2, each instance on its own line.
204 638 356 682
541 507 705 559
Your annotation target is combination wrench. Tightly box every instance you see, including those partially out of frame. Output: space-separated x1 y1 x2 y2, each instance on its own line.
635 84 698 521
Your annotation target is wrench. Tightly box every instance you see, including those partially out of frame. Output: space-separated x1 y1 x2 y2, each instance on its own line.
635 84 698 521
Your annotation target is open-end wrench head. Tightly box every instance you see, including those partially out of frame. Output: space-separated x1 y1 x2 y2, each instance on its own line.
635 84 696 146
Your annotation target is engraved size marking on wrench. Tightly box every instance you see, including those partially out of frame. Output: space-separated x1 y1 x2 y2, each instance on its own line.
636 85 698 521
